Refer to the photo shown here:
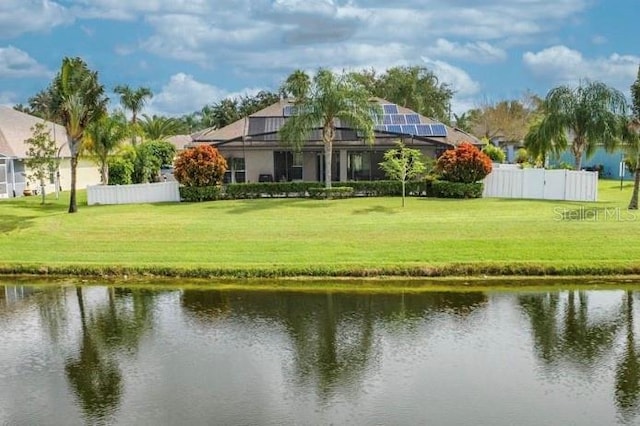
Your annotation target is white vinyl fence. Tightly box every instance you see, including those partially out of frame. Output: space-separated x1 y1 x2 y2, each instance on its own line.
483 168 598 202
87 182 180 205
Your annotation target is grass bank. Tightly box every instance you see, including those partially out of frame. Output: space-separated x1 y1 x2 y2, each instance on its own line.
1 180 639 279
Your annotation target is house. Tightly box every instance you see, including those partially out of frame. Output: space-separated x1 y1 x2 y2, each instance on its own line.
190 98 481 183
549 146 632 180
0 106 101 198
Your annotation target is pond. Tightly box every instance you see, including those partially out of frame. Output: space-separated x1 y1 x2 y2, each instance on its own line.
1 284 639 425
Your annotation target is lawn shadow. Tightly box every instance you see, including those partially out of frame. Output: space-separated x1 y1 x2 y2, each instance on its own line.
219 198 332 215
352 205 398 215
0 214 37 234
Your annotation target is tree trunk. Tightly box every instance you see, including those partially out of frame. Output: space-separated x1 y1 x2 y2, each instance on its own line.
630 166 640 210
323 138 333 189
572 139 583 171
69 150 79 213
401 179 406 207
101 162 109 185
40 177 46 205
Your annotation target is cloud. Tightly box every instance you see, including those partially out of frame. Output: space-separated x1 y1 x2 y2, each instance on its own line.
421 57 480 97
0 91 17 107
0 46 51 78
0 0 72 38
425 38 507 63
523 45 639 91
147 73 262 116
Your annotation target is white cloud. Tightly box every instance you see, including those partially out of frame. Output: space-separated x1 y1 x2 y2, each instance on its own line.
421 57 480 97
147 73 262 116
0 0 71 38
0 46 51 78
425 38 507 63
523 45 639 91
0 91 17 107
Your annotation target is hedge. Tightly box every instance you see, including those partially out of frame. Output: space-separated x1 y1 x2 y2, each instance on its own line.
308 187 355 199
432 180 484 199
179 186 223 202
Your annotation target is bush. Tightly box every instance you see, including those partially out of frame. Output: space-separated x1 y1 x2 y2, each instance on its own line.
308 187 355 199
179 186 222 202
481 143 506 163
334 180 428 196
436 142 493 183
515 148 529 164
108 157 134 185
432 180 484 199
174 145 228 187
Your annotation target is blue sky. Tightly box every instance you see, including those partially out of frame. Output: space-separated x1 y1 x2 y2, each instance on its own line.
1 0 638 117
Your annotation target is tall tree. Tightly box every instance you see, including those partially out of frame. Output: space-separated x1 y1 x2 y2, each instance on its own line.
50 57 108 213
279 69 381 188
351 66 453 123
113 85 152 128
627 66 640 210
468 96 540 142
114 85 152 145
85 113 129 184
527 81 627 170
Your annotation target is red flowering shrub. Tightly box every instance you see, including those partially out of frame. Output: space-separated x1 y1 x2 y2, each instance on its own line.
173 145 228 187
436 142 493 183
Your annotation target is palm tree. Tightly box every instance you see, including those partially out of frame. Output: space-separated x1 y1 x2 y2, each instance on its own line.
528 81 627 170
85 113 129 184
139 114 184 140
279 69 380 188
51 57 108 213
114 85 153 145
627 67 640 210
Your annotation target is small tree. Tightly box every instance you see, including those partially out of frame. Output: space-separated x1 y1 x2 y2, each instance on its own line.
379 142 427 207
173 145 227 187
481 141 506 163
436 142 493 183
24 122 59 204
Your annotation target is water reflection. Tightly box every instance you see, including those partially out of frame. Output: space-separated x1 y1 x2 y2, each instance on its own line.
519 291 620 371
181 290 487 400
615 291 640 422
2 284 639 425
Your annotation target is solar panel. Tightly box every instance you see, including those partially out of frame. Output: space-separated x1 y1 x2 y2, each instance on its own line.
386 125 403 134
391 114 406 125
402 125 417 135
415 124 433 136
375 125 387 132
431 124 447 136
382 115 393 125
406 114 420 124
383 104 399 114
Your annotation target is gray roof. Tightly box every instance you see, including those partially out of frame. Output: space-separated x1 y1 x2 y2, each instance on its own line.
191 98 481 147
0 106 70 158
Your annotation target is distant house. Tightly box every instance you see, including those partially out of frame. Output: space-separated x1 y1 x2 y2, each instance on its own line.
0 106 101 198
190 98 481 183
166 134 192 152
549 146 631 180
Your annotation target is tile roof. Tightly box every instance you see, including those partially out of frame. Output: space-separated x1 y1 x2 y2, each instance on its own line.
0 106 70 158
191 98 481 147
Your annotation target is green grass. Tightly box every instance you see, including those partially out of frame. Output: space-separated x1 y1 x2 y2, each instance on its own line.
1 181 639 278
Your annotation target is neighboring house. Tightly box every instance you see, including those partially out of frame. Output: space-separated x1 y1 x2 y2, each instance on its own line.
190 98 481 183
0 106 101 198
166 134 192 152
550 146 632 180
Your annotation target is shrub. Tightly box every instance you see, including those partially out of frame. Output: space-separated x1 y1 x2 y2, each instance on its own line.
308 187 355 199
481 143 506 163
174 145 228 187
224 182 323 198
432 180 484 199
179 186 222 202
515 148 529 164
436 142 493 183
108 157 134 185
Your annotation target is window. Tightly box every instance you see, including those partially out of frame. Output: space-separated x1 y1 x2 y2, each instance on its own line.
347 150 386 180
274 151 303 182
223 157 246 183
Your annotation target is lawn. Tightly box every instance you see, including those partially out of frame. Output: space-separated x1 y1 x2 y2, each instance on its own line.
1 181 639 277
